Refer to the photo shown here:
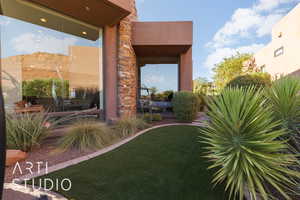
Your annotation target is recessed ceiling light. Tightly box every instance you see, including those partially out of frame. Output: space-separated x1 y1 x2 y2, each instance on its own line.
85 6 90 11
82 31 87 35
40 18 47 23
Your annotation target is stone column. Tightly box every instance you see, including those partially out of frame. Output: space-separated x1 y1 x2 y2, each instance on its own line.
117 0 138 117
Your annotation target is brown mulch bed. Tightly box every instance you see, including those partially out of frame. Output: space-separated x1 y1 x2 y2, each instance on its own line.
4 127 97 183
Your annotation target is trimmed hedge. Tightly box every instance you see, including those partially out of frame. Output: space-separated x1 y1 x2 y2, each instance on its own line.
172 91 200 122
143 113 163 123
226 73 271 90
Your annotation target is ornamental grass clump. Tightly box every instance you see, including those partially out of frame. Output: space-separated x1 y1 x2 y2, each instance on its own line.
58 120 115 152
6 112 51 152
201 87 300 200
115 117 149 137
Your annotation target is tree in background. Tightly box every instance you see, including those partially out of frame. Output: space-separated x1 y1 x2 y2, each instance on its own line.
193 77 216 96
22 79 69 98
149 87 158 95
213 53 253 91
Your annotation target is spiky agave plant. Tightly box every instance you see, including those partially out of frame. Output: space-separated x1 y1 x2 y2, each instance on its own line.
266 77 300 151
201 87 300 200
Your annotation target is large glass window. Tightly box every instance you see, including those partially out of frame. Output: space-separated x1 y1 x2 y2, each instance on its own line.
0 0 103 115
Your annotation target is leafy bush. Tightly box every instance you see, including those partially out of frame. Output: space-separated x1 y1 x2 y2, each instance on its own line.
115 117 149 137
202 87 300 200
6 112 51 152
266 77 300 151
57 120 114 151
172 91 199 122
226 72 271 90
22 79 69 98
143 113 152 123
143 113 163 122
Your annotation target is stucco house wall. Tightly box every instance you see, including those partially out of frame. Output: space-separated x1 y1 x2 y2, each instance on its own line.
254 3 300 78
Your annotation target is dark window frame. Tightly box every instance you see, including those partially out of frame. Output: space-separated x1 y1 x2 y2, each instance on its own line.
274 46 284 57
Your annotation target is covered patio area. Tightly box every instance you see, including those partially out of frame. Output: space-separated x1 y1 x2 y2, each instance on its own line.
132 21 193 114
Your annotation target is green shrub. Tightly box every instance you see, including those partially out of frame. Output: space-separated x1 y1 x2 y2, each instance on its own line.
6 112 51 152
202 87 300 200
226 73 271 90
152 113 162 121
143 113 163 123
143 113 152 123
172 91 199 122
57 120 114 151
266 77 300 151
115 117 149 137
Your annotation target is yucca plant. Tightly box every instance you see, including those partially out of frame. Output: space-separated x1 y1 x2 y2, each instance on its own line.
201 87 300 200
57 120 115 152
266 77 300 151
6 112 52 152
115 117 149 137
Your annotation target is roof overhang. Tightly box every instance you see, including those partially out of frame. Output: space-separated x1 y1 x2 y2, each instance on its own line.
132 21 193 60
23 0 131 27
0 0 131 40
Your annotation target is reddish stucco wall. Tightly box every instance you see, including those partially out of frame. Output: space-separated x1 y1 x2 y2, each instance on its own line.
117 0 138 117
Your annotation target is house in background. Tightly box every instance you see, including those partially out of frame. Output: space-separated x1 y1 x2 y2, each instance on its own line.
0 0 193 122
254 3 300 78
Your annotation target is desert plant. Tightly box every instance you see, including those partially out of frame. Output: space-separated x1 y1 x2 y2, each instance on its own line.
115 117 149 137
266 76 300 151
57 120 114 151
172 91 199 122
201 87 300 200
226 73 271 91
6 112 52 152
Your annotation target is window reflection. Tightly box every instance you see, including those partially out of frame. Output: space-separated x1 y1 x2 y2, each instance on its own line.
0 15 103 115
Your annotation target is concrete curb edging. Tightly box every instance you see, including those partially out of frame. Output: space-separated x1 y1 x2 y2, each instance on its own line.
4 183 67 200
17 123 203 183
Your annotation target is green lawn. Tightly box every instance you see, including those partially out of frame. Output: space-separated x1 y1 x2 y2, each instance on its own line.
35 125 227 200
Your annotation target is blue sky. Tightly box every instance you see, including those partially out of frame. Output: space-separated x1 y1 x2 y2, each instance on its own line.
137 0 300 91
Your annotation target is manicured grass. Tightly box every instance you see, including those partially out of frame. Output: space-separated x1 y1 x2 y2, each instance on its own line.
35 125 227 200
